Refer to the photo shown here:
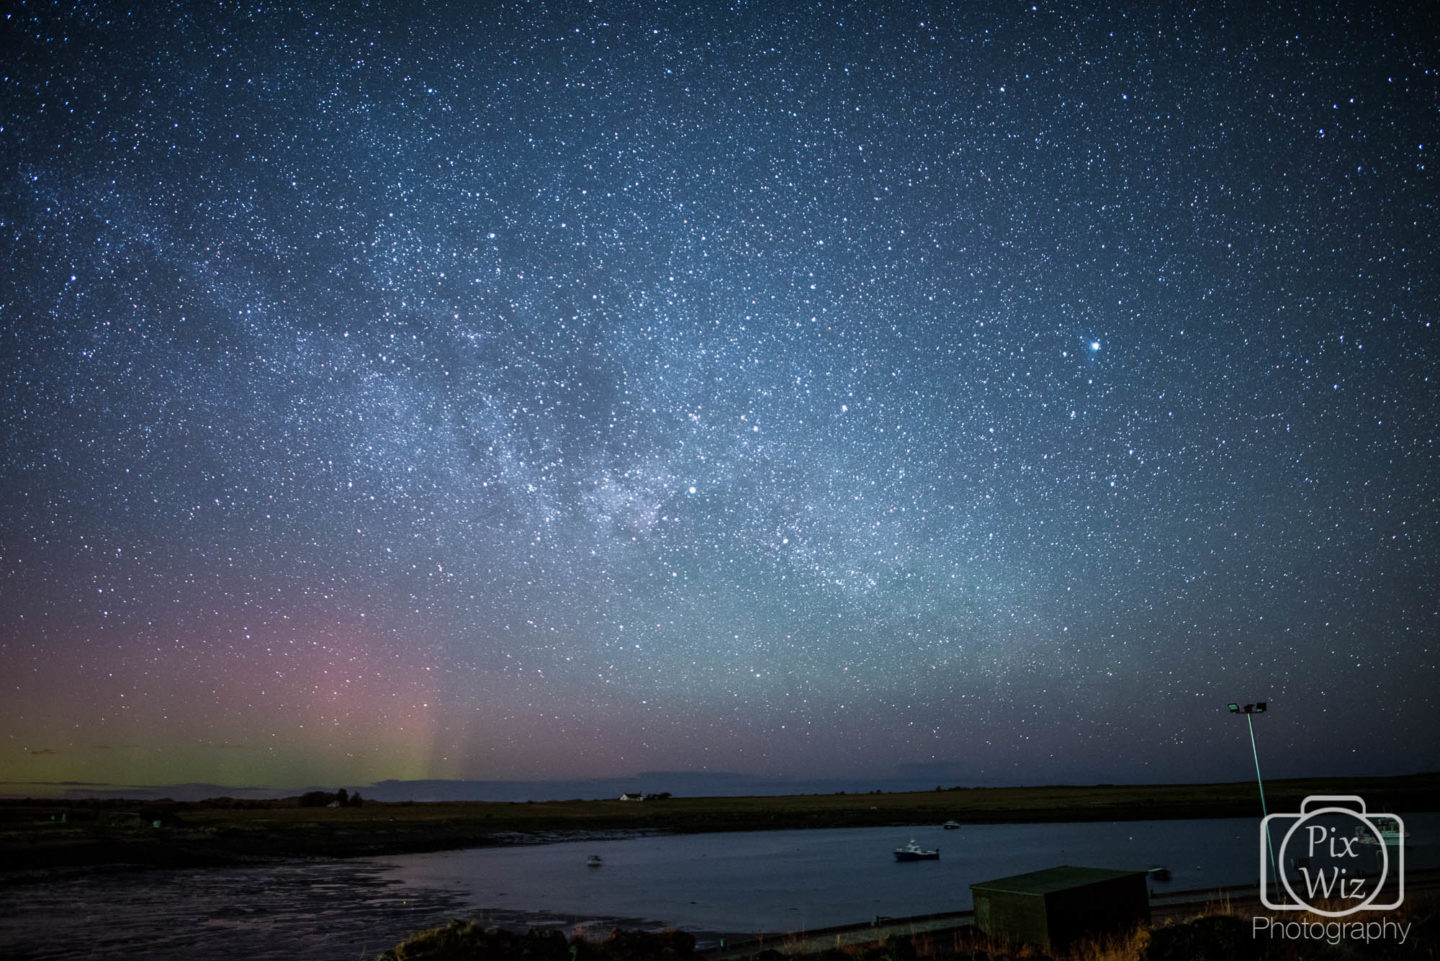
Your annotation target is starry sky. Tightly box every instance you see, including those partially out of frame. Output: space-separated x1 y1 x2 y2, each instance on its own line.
2 1 1437 798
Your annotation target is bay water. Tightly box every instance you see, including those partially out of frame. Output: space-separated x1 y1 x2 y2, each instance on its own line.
4 813 1434 960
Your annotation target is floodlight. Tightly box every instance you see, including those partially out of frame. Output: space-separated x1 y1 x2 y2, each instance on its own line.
1229 697 1276 881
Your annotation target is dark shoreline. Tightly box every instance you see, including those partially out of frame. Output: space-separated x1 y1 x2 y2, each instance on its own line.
3 771 1435 873
0 826 656 875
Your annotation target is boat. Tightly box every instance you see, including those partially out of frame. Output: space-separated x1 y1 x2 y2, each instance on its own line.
1354 823 1408 847
942 820 961 830
586 855 604 867
1147 865 1171 882
894 839 940 861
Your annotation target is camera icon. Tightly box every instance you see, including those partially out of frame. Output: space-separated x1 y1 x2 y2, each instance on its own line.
1260 795 1405 916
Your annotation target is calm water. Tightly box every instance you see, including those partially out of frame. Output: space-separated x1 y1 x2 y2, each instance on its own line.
377 814 1440 935
4 814 1435 960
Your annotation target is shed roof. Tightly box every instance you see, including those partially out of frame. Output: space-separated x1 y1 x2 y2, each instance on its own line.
971 865 1146 896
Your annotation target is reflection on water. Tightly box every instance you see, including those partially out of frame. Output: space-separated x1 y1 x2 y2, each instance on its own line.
3 813 1434 959
379 819 1256 934
380 814 1440 935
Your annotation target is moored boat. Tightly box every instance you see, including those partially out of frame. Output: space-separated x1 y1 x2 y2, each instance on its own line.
1354 823 1408 847
894 839 940 861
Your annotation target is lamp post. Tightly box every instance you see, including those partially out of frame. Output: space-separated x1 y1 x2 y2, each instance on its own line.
1229 701 1277 881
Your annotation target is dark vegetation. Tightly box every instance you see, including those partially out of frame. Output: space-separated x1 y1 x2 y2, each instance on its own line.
2 772 1435 872
814 906 1440 961
299 788 365 807
380 896 1440 961
378 923 698 961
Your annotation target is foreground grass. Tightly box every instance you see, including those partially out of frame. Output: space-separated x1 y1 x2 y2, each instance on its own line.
3 771 1436 870
381 894 1440 961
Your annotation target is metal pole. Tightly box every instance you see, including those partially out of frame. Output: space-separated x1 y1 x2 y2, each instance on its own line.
1248 712 1278 881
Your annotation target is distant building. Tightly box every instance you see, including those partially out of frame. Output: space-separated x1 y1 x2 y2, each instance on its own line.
971 865 1149 953
618 793 645 801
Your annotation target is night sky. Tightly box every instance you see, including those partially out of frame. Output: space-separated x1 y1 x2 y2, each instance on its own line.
3 2 1437 798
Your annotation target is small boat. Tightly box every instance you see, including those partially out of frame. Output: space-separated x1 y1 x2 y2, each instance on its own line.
1354 824 1408 847
942 820 961 830
1147 865 1171 882
894 839 940 861
586 855 604 867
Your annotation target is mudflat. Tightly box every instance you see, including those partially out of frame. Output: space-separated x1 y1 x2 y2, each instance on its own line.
3 772 1434 871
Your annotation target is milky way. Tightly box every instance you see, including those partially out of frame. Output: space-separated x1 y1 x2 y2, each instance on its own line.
2 2 1436 794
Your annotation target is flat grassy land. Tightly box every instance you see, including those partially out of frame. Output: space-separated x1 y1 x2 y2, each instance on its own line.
2 771 1435 871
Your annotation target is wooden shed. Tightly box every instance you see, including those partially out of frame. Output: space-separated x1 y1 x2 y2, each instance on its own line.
970 865 1149 952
